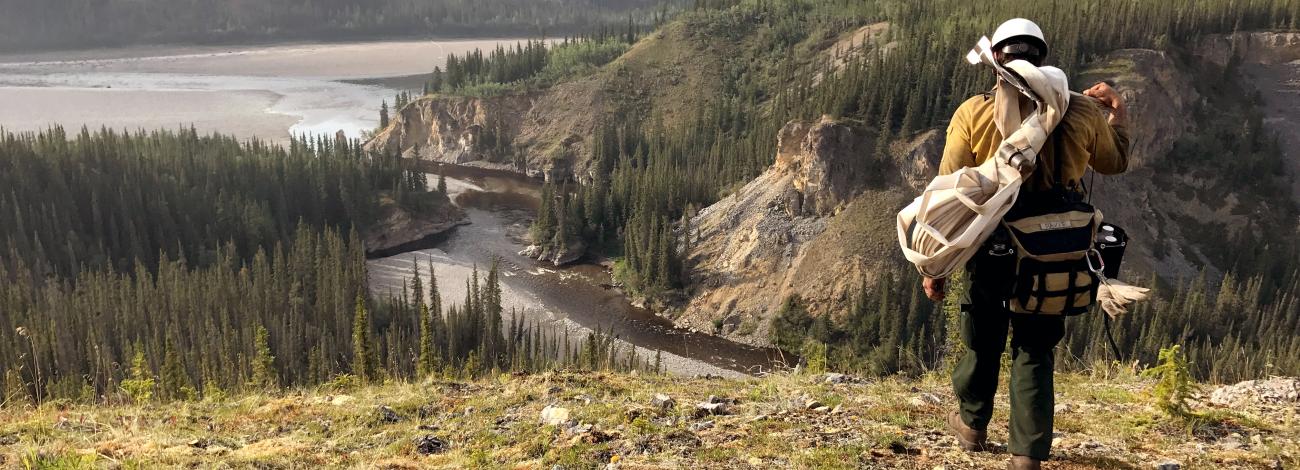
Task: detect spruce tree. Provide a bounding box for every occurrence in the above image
[418,302,438,376]
[160,339,193,401]
[351,295,373,382]
[120,348,155,405]
[250,325,277,389]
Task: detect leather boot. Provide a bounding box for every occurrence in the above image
[946,410,988,452]
[1009,455,1042,470]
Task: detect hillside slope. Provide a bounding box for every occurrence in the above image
[364,20,892,182]
[364,19,735,181]
[671,31,1300,347]
[3,371,1295,469]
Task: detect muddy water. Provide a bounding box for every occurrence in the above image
[366,164,789,375]
[0,39,543,145]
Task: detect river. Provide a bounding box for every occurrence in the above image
[0,39,537,145]
[0,39,787,377]
[366,164,788,377]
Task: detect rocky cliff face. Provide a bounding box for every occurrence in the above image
[773,119,882,217]
[670,117,919,343]
[1223,32,1300,200]
[1072,48,1207,279]
[361,20,766,183]
[364,94,536,169]
[1197,32,1300,67]
[1075,33,1300,279]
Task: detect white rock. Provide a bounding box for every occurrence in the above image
[540,405,572,426]
[694,402,729,417]
[909,393,943,408]
[1209,377,1300,407]
[824,373,852,384]
[651,393,676,410]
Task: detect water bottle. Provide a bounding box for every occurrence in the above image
[1094,223,1127,279]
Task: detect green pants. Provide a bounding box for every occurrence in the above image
[952,281,1065,461]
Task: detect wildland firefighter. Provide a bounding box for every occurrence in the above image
[922,19,1131,470]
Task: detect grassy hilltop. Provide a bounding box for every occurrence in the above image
[2,368,1295,469]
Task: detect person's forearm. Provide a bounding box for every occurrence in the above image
[1108,102,1127,127]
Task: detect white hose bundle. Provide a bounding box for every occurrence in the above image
[897,36,1071,279]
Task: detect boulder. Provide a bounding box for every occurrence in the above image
[540,405,573,426]
[376,405,405,424]
[1210,377,1300,407]
[413,435,449,455]
[518,245,543,258]
[908,393,942,408]
[688,420,715,432]
[693,402,729,417]
[520,238,587,266]
[823,373,857,384]
[650,393,676,411]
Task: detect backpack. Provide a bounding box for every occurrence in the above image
[1002,197,1101,315]
[973,128,1103,316]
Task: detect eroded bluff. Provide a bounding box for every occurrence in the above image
[670,117,930,345]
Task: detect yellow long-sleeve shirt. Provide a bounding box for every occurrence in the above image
[939,92,1130,192]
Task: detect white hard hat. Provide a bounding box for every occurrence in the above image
[991,18,1047,53]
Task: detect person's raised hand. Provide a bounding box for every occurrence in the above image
[1083,81,1127,125]
[923,277,946,302]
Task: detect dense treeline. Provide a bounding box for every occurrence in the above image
[766,261,1300,383]
[0,0,681,52]
[0,226,368,403]
[528,0,1300,378]
[0,126,654,404]
[770,271,948,376]
[0,239,652,404]
[424,29,640,96]
[0,128,400,281]
[1062,270,1300,383]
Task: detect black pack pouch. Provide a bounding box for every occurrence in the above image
[1094,222,1127,279]
[967,225,1017,299]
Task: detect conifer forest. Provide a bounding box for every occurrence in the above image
[2,0,1300,407]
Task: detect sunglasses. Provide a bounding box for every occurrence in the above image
[998,41,1043,58]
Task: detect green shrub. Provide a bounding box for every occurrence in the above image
[801,339,828,375]
[1142,345,1194,419]
[119,350,154,405]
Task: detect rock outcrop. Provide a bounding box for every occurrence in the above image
[364,94,535,167]
[774,119,882,217]
[1210,377,1300,408]
[673,117,908,344]
[518,237,588,266]
[363,192,469,254]
[1074,36,1300,280]
[362,20,737,183]
[1196,32,1300,67]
